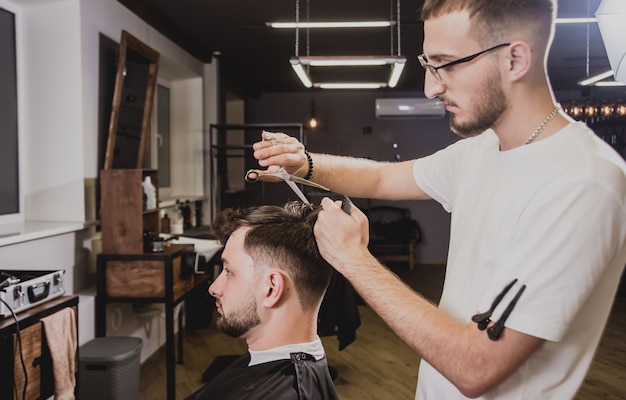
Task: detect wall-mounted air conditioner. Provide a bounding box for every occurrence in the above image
[375,98,446,119]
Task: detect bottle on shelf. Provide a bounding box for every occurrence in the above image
[161,210,171,234]
[194,200,203,227]
[143,228,156,253]
[171,200,184,234]
[182,200,192,229]
[142,176,157,210]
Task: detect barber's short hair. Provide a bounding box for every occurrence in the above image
[211,202,333,312]
[421,0,555,52]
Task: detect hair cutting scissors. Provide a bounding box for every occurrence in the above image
[244,167,353,214]
[245,167,329,204]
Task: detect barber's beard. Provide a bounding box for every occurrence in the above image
[448,73,507,138]
[216,293,261,338]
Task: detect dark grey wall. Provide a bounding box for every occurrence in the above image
[245,88,625,262]
[246,91,460,262]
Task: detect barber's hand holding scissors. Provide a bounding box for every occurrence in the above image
[315,197,373,276]
[251,131,308,181]
[252,130,374,274]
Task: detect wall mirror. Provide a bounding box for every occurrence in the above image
[104,30,159,169]
[0,6,18,217]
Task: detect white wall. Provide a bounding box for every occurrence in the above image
[17,0,85,222]
[0,0,217,361]
[170,77,205,198]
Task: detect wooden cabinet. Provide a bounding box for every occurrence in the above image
[98,167,219,400]
[100,169,160,254]
[97,244,198,302]
[96,245,214,400]
[0,296,79,400]
[12,323,43,399]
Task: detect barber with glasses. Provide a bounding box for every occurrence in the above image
[252,1,626,399]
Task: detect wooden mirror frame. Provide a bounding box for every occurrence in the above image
[104,30,159,169]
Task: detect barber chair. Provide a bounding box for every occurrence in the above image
[367,206,422,271]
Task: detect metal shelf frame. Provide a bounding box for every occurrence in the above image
[207,123,304,220]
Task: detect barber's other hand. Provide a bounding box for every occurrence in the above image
[315,197,372,275]
[251,130,308,180]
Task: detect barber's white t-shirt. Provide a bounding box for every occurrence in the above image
[412,122,626,399]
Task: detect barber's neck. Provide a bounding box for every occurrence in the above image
[495,85,568,150]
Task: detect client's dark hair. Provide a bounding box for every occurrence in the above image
[211,202,333,312]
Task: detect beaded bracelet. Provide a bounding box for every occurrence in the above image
[303,150,314,180]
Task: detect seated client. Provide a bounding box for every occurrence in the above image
[185,202,338,400]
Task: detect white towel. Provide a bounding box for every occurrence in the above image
[41,307,77,400]
[171,236,223,260]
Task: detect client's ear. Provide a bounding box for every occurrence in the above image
[262,270,287,308]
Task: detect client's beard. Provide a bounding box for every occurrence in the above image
[216,295,261,338]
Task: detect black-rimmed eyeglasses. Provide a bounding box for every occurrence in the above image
[418,43,510,82]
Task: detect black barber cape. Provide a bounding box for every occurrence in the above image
[185,352,338,400]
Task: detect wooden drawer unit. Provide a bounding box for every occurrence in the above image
[0,296,78,400]
[102,249,193,302]
[98,243,195,302]
[12,322,43,400]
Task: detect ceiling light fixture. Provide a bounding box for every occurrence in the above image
[578,69,614,86]
[594,80,626,87]
[288,0,406,89]
[388,60,406,88]
[317,82,386,89]
[290,62,313,88]
[268,21,394,29]
[555,17,598,24]
[296,56,393,66]
[290,55,407,88]
[573,1,625,88]
[596,0,626,84]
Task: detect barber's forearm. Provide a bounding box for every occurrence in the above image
[253,131,426,200]
[307,153,426,200]
[339,254,539,397]
[338,255,463,365]
[305,153,385,198]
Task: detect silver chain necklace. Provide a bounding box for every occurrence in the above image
[524,104,561,145]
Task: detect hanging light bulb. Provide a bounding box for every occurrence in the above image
[307,100,319,129]
[570,104,584,119]
[562,99,626,122]
[585,104,598,118]
[600,103,614,118]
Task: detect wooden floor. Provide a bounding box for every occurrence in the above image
[139,264,626,399]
